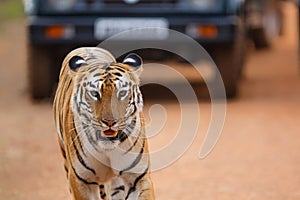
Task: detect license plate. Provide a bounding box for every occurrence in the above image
[94,18,169,40]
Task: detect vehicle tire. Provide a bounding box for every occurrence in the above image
[27,44,60,100]
[249,0,282,49]
[205,21,246,99]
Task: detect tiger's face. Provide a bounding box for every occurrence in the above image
[69,53,143,148]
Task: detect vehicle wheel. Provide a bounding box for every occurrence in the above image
[250,0,282,49]
[27,44,59,100]
[206,21,246,99]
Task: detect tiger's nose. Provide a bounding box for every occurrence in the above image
[101,119,117,127]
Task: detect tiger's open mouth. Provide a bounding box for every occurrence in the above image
[96,129,120,141]
[102,129,118,138]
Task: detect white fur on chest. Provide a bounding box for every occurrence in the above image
[74,115,145,183]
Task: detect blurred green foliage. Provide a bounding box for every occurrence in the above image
[0,0,24,20]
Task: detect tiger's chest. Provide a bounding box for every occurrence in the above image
[71,142,144,183]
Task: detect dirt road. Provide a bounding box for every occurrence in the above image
[0,2,299,200]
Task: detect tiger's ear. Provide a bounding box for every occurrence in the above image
[69,56,87,71]
[122,53,143,76]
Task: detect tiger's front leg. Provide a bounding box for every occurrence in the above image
[121,172,155,200]
[68,170,101,200]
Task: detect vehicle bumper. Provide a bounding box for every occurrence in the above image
[28,15,239,46]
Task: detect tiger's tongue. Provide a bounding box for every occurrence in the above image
[103,129,117,137]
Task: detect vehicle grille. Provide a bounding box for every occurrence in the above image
[102,0,178,5]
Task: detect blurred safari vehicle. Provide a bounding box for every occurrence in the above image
[23,0,282,99]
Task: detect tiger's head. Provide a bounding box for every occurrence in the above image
[68,51,144,148]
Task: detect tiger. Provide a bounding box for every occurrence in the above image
[53,47,155,200]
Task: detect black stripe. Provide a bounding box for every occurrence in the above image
[64,164,69,174]
[122,81,128,87]
[111,191,120,196]
[120,118,137,144]
[73,120,86,156]
[71,165,98,185]
[105,66,112,71]
[77,136,86,157]
[73,118,86,155]
[113,72,122,77]
[78,85,83,105]
[99,184,107,199]
[117,68,126,73]
[60,144,67,159]
[72,136,96,175]
[113,64,126,71]
[93,73,102,77]
[86,128,98,147]
[58,79,72,143]
[66,79,72,90]
[114,66,126,72]
[79,101,89,108]
[119,131,128,143]
[100,193,106,199]
[89,82,97,89]
[128,104,137,119]
[114,186,125,191]
[120,139,145,175]
[95,78,104,82]
[125,166,149,200]
[88,66,98,73]
[74,85,81,114]
[125,129,142,154]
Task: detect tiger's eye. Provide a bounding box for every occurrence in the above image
[90,91,101,100]
[118,90,128,99]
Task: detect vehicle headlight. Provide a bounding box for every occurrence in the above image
[23,0,36,15]
[48,0,76,11]
[189,0,218,9]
